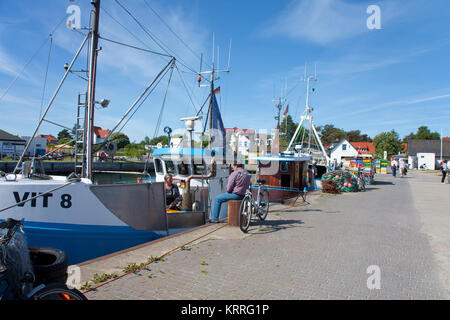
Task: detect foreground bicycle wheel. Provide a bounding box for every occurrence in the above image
[31,283,87,300]
[257,190,270,221]
[239,195,252,233]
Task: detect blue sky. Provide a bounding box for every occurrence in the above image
[1,0,450,143]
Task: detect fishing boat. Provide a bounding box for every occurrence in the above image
[0,0,227,264]
[251,72,329,202]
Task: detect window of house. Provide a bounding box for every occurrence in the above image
[342,144,347,151]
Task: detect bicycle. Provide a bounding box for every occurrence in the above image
[355,169,366,192]
[238,179,270,233]
[0,218,87,300]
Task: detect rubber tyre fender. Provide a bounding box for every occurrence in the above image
[28,246,68,285]
[31,282,87,300]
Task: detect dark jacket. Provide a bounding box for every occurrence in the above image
[166,184,181,207]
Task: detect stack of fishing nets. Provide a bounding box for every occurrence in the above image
[321,170,358,193]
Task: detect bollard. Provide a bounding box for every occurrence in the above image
[227,200,242,226]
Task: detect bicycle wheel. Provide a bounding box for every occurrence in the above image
[257,190,270,221]
[31,283,87,300]
[239,195,252,233]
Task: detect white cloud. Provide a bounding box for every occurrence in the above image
[0,46,23,77]
[263,0,405,45]
[264,0,368,45]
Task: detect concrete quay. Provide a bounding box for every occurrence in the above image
[81,171,449,300]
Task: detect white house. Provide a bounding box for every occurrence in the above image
[328,139,359,164]
[0,129,26,159]
[21,136,47,156]
[225,128,255,157]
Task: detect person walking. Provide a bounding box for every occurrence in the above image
[209,163,251,223]
[399,159,406,178]
[441,160,448,184]
[391,158,397,177]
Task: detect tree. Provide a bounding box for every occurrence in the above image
[57,129,72,142]
[142,136,151,145]
[345,130,372,142]
[279,115,298,147]
[109,132,130,149]
[318,124,346,146]
[150,135,168,146]
[415,126,439,140]
[373,130,402,159]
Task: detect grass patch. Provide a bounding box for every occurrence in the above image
[92,272,118,284]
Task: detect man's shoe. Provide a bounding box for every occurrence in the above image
[209,219,219,223]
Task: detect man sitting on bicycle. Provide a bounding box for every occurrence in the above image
[209,162,251,223]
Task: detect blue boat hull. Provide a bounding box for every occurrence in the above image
[23,221,163,265]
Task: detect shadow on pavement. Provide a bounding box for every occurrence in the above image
[372,180,394,185]
[247,219,304,235]
[363,187,380,191]
[280,208,323,213]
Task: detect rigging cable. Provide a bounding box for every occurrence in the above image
[174,63,198,114]
[101,6,170,59]
[153,63,175,139]
[113,0,207,80]
[0,15,66,103]
[117,62,173,134]
[114,0,171,56]
[33,35,54,158]
[142,0,211,70]
[99,36,172,57]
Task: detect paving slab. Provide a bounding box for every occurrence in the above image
[407,170,450,296]
[83,175,447,300]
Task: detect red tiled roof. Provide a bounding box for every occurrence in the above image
[349,142,375,154]
[37,134,58,143]
[93,126,111,138]
[443,137,450,141]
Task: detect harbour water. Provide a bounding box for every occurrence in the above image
[93,172,156,185]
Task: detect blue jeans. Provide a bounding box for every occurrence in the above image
[211,193,244,221]
[392,166,396,177]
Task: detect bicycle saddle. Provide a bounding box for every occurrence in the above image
[256,179,266,184]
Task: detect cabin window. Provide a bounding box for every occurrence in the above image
[166,160,176,175]
[154,158,163,174]
[192,161,206,175]
[280,161,288,172]
[177,162,189,175]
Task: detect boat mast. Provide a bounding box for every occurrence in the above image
[85,0,101,180]
[287,72,330,164]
